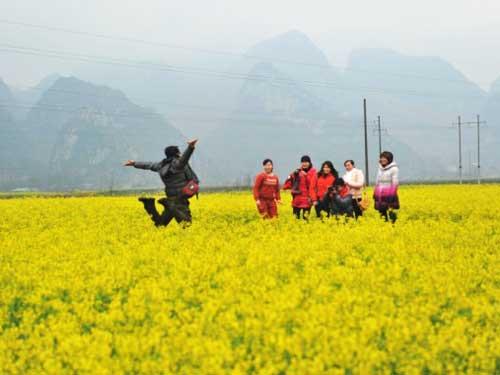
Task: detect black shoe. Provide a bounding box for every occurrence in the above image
[157,197,168,207]
[388,211,397,224]
[138,197,155,204]
[138,197,156,213]
[138,197,164,226]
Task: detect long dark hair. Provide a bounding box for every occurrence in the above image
[318,160,339,178]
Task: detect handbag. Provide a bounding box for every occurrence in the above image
[181,165,200,199]
[181,179,199,198]
[358,192,370,211]
[290,172,302,195]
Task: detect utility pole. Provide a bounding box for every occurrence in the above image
[477,114,481,184]
[363,99,369,186]
[377,115,382,155]
[373,115,388,155]
[453,116,486,184]
[458,116,463,184]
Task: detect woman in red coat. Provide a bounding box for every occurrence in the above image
[310,160,338,218]
[283,155,316,220]
[253,159,281,219]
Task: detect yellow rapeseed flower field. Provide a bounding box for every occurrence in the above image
[0,185,499,374]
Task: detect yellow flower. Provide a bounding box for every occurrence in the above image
[0,186,499,374]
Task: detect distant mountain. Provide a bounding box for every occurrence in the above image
[37,73,63,92]
[3,31,500,189]
[336,49,497,178]
[205,62,430,183]
[10,73,62,121]
[490,77,500,93]
[245,30,337,80]
[26,77,147,164]
[76,57,235,139]
[485,78,500,121]
[229,30,341,110]
[17,76,189,190]
[0,79,41,189]
[250,30,330,65]
[480,77,500,177]
[0,78,17,140]
[343,48,486,113]
[73,30,344,141]
[236,62,330,119]
[0,78,17,119]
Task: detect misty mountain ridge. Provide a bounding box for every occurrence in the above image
[1,29,499,190]
[206,58,434,184]
[236,62,331,121]
[490,77,500,94]
[1,76,191,190]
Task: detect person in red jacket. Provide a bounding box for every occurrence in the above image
[310,160,338,218]
[253,159,281,219]
[283,155,316,220]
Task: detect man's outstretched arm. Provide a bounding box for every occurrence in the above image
[172,139,198,171]
[123,160,163,172]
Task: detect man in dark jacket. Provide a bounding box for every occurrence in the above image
[327,178,355,219]
[124,139,199,227]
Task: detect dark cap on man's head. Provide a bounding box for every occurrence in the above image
[300,155,312,163]
[164,146,180,158]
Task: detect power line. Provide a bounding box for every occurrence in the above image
[0,102,345,127]
[363,99,369,185]
[0,44,488,100]
[22,84,474,126]
[0,18,490,86]
[457,116,463,184]
[0,101,460,131]
[0,100,335,123]
[452,116,487,184]
[12,84,305,119]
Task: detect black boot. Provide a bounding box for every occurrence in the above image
[380,210,389,222]
[388,210,397,224]
[157,197,168,207]
[138,197,161,225]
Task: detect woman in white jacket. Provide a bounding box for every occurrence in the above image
[374,151,400,223]
[343,160,365,217]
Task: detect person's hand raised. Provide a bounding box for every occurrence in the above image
[123,160,135,167]
[187,139,198,147]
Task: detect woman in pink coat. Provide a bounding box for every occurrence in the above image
[374,151,400,223]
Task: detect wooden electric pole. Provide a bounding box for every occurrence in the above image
[363,99,369,185]
[458,116,463,184]
[373,115,387,155]
[377,115,382,155]
[452,115,486,184]
[476,115,482,184]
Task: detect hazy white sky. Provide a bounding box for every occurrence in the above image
[1,0,499,89]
